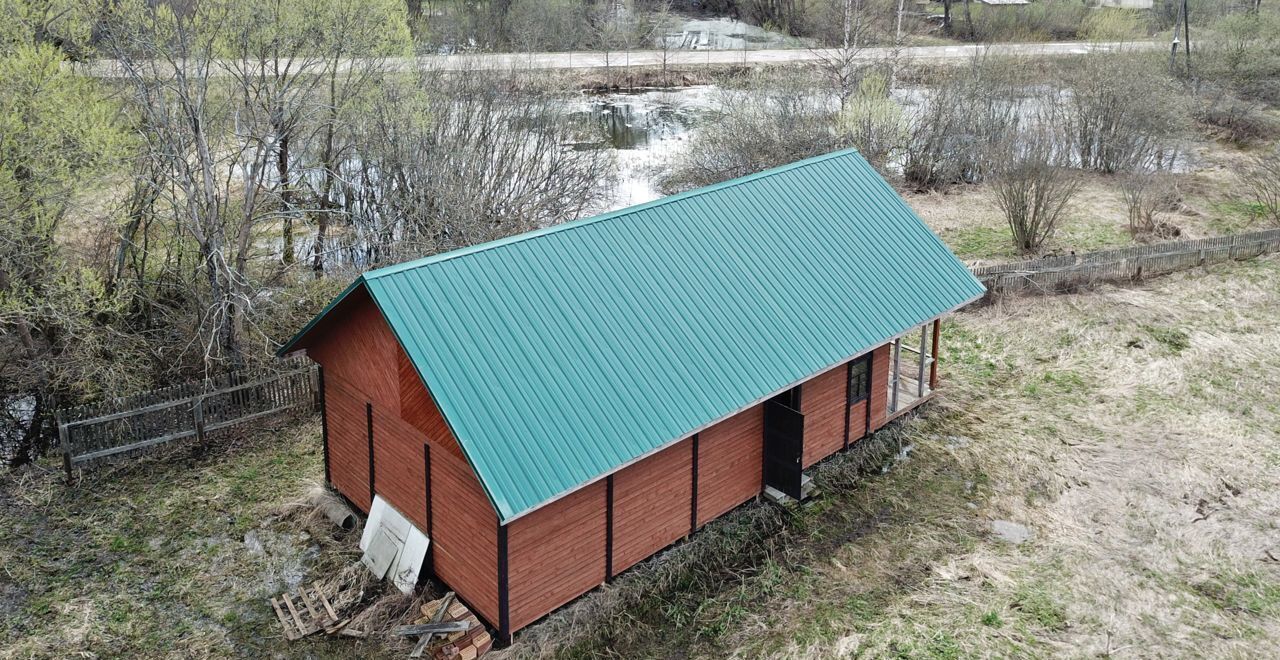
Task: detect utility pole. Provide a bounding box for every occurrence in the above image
[1182,0,1192,78]
[1169,0,1181,75]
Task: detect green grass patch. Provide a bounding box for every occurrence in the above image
[945,226,1017,260]
[1208,200,1269,234]
[1195,572,1280,617]
[1011,585,1069,631]
[1141,324,1192,354]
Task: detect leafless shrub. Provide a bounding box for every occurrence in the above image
[902,55,1023,190]
[345,65,616,264]
[1121,171,1181,238]
[991,132,1080,254]
[661,69,844,193]
[1060,51,1188,173]
[1194,87,1280,145]
[1241,150,1280,226]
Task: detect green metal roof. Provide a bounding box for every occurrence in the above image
[282,149,986,522]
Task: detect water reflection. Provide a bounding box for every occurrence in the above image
[570,86,719,208]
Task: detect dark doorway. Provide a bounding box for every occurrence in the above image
[763,387,804,499]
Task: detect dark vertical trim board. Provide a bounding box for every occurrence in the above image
[865,347,875,437]
[423,442,433,579]
[319,366,330,484]
[930,319,941,388]
[842,361,853,449]
[366,402,375,504]
[605,475,614,581]
[690,433,700,533]
[497,524,511,647]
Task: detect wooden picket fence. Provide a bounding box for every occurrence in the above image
[56,356,320,479]
[971,229,1280,296]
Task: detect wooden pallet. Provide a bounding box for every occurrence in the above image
[270,583,347,641]
[416,598,492,660]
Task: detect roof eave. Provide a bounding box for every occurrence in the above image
[494,288,986,525]
[275,276,367,357]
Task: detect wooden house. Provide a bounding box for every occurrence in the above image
[278,150,986,644]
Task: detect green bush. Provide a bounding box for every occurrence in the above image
[966,0,1091,42]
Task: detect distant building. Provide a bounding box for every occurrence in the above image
[1097,0,1155,8]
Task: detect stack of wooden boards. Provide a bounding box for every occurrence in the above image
[269,582,366,641]
[270,583,490,658]
[411,595,492,660]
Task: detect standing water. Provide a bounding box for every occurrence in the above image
[569,86,721,210]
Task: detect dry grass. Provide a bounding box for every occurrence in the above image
[907,141,1275,264]
[0,418,383,658]
[752,256,1280,658]
[3,258,1277,659]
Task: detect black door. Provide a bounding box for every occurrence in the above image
[763,393,805,500]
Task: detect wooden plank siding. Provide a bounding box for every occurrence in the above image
[868,344,892,432]
[370,406,427,531]
[801,365,848,467]
[322,376,373,512]
[695,404,764,527]
[432,441,501,626]
[611,438,694,573]
[506,481,607,632]
[303,287,400,413]
[398,350,465,459]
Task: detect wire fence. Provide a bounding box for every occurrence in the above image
[971,229,1280,296]
[56,356,319,479]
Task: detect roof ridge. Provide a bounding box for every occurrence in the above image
[364,148,860,280]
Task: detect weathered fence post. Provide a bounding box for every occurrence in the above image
[311,364,322,411]
[193,397,206,450]
[57,411,72,484]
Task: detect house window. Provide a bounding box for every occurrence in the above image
[848,355,871,404]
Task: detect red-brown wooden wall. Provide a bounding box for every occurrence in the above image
[696,404,764,527]
[612,439,694,573]
[507,481,607,631]
[801,365,848,467]
[301,288,939,640]
[431,439,500,624]
[299,290,500,627]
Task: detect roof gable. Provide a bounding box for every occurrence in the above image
[284,149,985,522]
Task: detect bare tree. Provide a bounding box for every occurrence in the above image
[811,0,871,109]
[902,54,1022,190]
[303,0,411,277]
[218,0,330,266]
[992,132,1080,255]
[663,69,846,192]
[1121,171,1180,238]
[104,0,254,369]
[1242,149,1280,226]
[338,65,616,264]
[1063,51,1187,173]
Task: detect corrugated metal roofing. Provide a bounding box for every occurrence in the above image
[282,149,986,522]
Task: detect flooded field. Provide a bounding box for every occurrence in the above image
[570,86,720,209]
